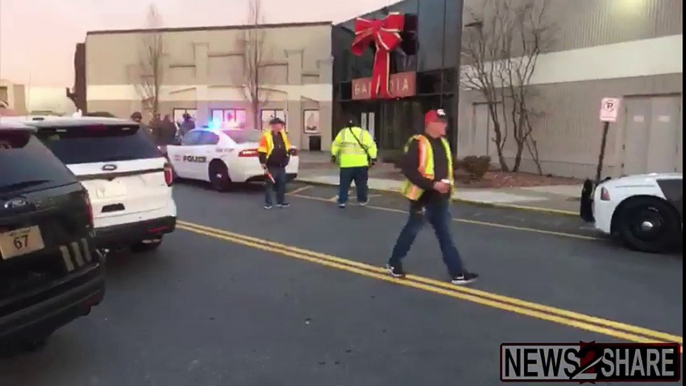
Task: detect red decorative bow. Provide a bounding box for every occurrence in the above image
[351,13,405,99]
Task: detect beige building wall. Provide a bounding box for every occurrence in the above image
[85,22,333,151]
[458,0,683,178]
[0,79,28,114]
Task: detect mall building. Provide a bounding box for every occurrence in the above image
[332,0,683,178]
[73,22,333,151]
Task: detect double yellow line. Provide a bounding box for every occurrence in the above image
[177,220,682,351]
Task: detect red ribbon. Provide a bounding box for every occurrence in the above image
[351,13,405,99]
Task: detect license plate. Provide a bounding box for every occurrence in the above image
[97,180,127,198]
[0,226,46,260]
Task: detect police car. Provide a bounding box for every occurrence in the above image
[580,173,682,253]
[166,127,299,191]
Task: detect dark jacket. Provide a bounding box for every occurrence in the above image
[154,120,177,145]
[180,120,195,137]
[400,134,451,204]
[258,131,290,168]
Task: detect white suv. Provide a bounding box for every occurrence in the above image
[24,116,177,252]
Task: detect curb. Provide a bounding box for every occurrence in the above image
[294,179,579,217]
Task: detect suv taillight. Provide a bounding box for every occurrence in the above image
[84,192,94,228]
[164,163,174,186]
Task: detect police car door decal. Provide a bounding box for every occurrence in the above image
[184,146,207,179]
[182,155,207,163]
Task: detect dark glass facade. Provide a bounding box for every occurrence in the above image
[332,0,464,150]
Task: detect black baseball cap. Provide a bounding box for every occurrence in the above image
[269,117,286,125]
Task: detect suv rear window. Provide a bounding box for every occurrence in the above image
[0,130,77,194]
[35,124,161,165]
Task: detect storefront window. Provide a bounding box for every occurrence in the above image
[210,109,247,129]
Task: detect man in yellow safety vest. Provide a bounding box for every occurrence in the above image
[330,118,378,208]
[258,117,292,209]
[386,109,478,285]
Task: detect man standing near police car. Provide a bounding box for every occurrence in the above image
[386,109,478,285]
[330,117,378,208]
[258,117,292,209]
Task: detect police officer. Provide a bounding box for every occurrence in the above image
[330,116,378,208]
[130,111,143,123]
[179,113,195,138]
[386,109,478,285]
[258,117,292,209]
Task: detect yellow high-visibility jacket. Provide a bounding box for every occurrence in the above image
[331,126,378,168]
[400,135,455,200]
[258,130,291,160]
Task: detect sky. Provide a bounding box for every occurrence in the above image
[0,0,393,87]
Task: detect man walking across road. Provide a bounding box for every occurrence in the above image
[330,117,378,208]
[386,109,478,285]
[258,117,292,209]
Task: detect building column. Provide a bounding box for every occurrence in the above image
[286,50,304,148]
[194,43,209,124]
[317,58,333,151]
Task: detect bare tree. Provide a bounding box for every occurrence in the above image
[460,0,555,173]
[135,3,165,117]
[235,0,270,130]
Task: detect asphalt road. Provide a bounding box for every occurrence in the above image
[1,181,682,386]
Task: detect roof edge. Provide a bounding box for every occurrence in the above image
[86,21,333,36]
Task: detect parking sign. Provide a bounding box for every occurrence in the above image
[600,98,621,122]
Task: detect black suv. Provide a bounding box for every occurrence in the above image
[0,121,105,352]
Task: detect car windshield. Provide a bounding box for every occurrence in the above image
[0,130,76,194]
[223,130,263,144]
[35,124,161,164]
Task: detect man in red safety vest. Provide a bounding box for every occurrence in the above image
[386,109,479,285]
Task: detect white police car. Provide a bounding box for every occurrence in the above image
[165,127,299,191]
[580,173,682,253]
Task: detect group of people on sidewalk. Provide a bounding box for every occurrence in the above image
[130,111,196,146]
[257,110,478,285]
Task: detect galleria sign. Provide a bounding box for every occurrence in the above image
[352,71,416,100]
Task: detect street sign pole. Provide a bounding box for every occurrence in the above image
[596,97,621,183]
[595,121,610,184]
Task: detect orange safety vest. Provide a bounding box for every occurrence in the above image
[400,135,455,200]
[258,130,291,159]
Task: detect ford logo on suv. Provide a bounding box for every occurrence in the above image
[102,164,118,171]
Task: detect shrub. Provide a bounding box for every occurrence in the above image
[457,156,491,180]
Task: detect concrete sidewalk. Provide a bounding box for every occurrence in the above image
[296,151,581,216]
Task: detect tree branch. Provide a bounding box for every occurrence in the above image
[461,0,555,172]
[135,3,164,117]
[231,0,271,130]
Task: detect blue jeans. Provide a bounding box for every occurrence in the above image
[265,166,287,206]
[389,199,466,276]
[338,167,369,204]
